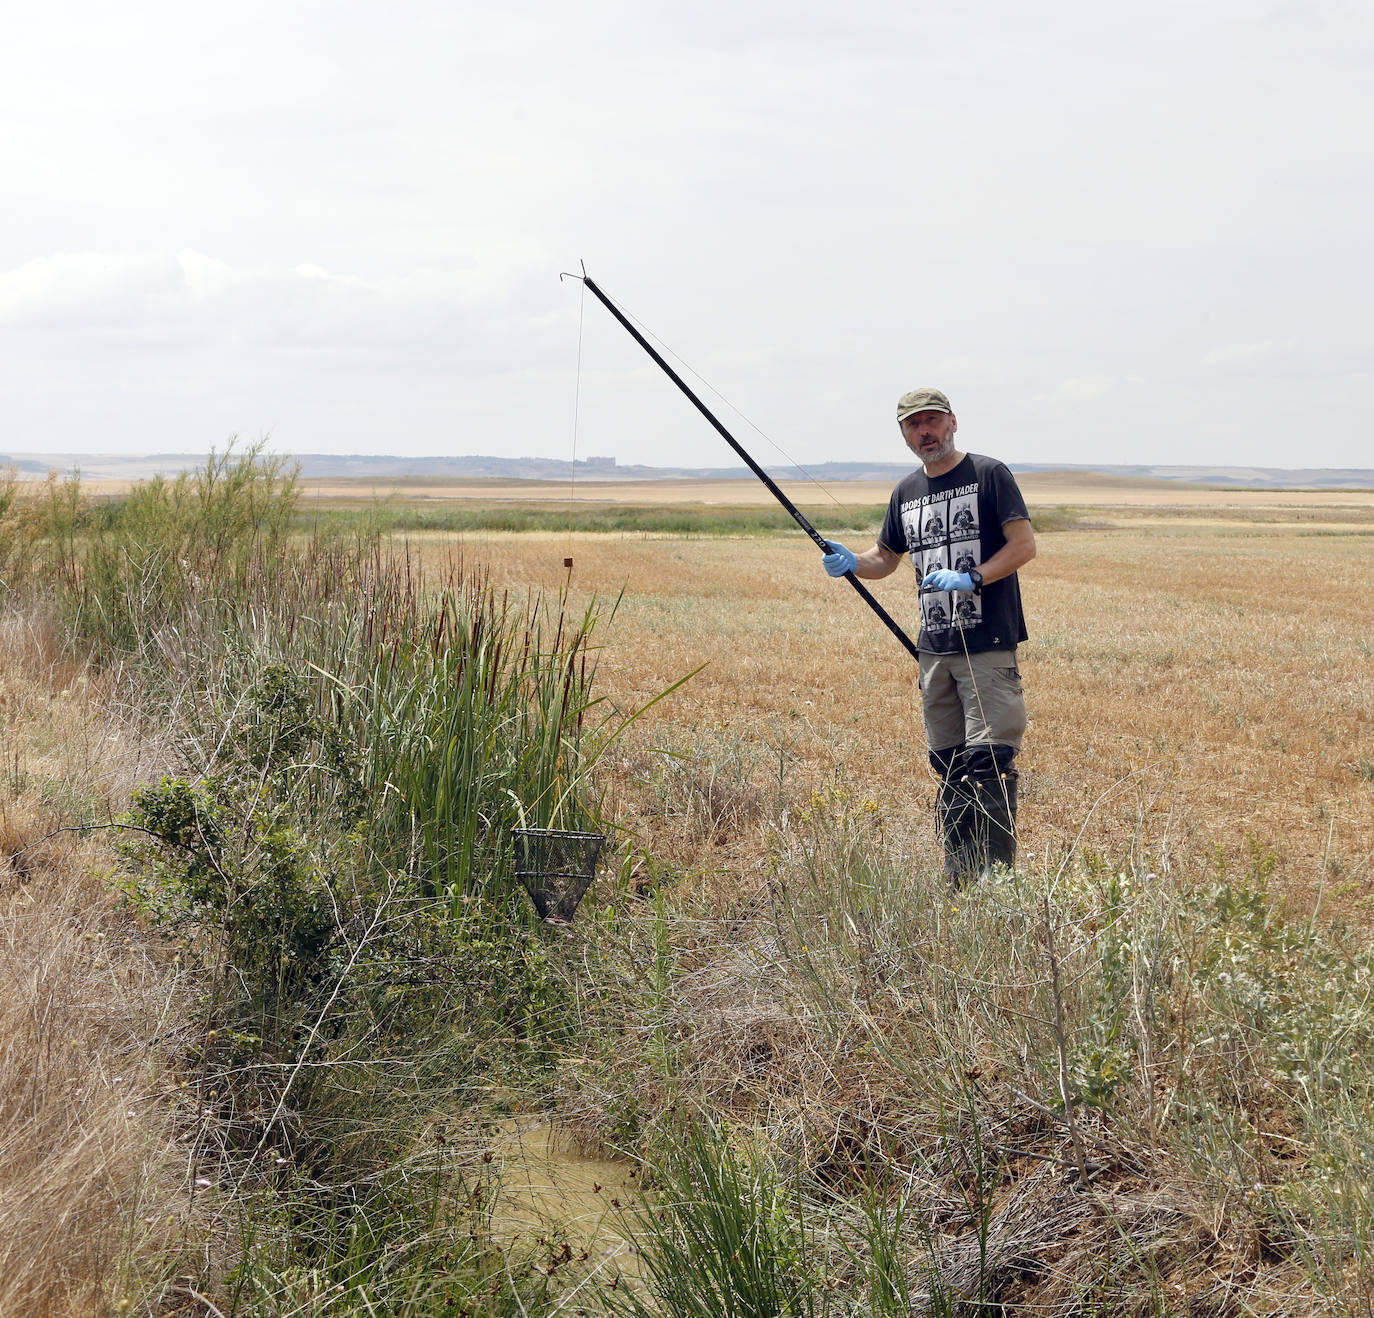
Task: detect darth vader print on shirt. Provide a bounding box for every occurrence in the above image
[906,485,981,636]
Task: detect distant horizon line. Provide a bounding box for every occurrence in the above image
[8,450,1374,477]
[7,452,1374,497]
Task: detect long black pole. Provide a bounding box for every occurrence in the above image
[579,274,921,663]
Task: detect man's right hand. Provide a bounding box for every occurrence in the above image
[822,541,857,578]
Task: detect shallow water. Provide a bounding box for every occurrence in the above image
[489,1116,641,1270]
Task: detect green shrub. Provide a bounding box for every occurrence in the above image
[114,562,601,1043]
[70,440,299,654]
[119,771,340,1007]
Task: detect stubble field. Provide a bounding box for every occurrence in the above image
[422,481,1374,921]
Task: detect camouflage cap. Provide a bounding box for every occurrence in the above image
[896,388,953,421]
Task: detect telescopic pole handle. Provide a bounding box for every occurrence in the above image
[578,273,921,664]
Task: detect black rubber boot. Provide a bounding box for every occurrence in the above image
[973,773,1018,876]
[967,744,1019,879]
[939,776,982,887]
[931,747,979,888]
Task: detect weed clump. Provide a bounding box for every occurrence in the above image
[552,785,1374,1313]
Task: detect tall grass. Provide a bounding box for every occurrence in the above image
[108,544,610,1099]
[611,1119,820,1318]
[0,467,87,599]
[0,707,194,1317]
[4,449,621,1312]
[32,443,300,654]
[0,867,175,1315]
[225,1158,584,1316]
[359,579,604,904]
[115,538,607,914]
[550,772,1374,1313]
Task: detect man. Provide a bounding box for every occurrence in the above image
[821,388,1036,884]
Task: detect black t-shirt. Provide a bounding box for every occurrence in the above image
[878,452,1031,655]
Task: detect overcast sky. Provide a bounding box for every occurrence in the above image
[2,0,1371,470]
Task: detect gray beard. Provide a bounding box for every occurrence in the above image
[921,439,955,468]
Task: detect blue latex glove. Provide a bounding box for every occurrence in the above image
[822,540,857,578]
[922,568,976,593]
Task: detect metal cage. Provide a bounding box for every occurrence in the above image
[512,827,605,922]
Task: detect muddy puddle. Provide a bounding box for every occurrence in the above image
[487,1116,642,1275]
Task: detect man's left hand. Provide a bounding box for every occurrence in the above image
[922,568,976,592]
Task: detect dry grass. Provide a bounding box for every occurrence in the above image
[546,776,1372,1311]
[0,864,193,1315]
[412,513,1374,923]
[5,468,1371,1312]
[0,614,199,1317]
[546,842,1339,1311]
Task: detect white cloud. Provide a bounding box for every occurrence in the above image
[1202,340,1290,369]
[1037,376,1120,404]
[0,248,568,374]
[0,252,184,327]
[177,252,236,301]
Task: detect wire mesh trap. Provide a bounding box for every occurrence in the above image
[512,828,605,923]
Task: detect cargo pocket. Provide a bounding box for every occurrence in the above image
[991,664,1028,746]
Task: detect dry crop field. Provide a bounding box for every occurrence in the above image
[405,476,1374,920]
[289,471,1374,519]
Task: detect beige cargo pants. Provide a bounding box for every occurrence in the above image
[918,649,1026,753]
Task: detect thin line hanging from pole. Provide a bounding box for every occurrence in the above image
[564,272,586,575]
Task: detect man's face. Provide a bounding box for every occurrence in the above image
[901,410,958,468]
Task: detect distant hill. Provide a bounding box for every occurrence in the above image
[1012,463,1374,490]
[6,452,1374,491]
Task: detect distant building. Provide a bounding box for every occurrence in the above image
[582,456,616,471]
